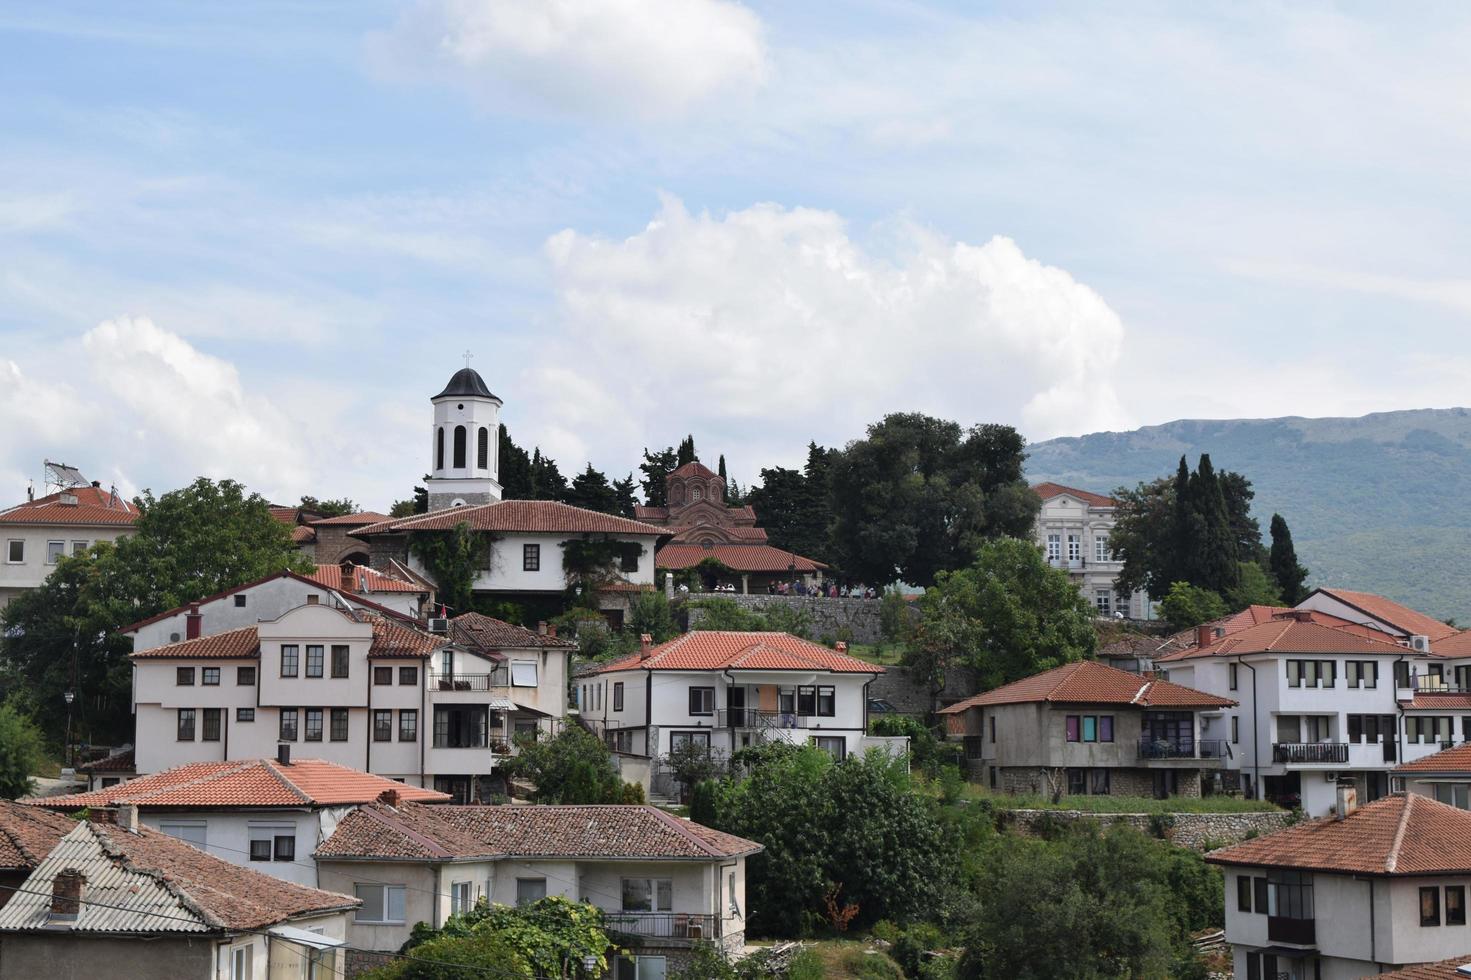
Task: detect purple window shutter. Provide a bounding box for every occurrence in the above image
[1066,716,1080,742]
[1100,716,1114,743]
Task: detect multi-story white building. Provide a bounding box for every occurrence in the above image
[1208,788,1471,980]
[584,631,895,778]
[348,367,668,626]
[1031,482,1154,620]
[1157,607,1462,816]
[0,482,136,610]
[127,598,575,802]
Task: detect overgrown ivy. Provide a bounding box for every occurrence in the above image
[409,522,492,615]
[561,535,644,606]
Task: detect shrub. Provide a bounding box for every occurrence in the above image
[620,781,645,804]
[844,950,904,979]
[890,922,946,978]
[1148,812,1177,839]
[787,950,825,980]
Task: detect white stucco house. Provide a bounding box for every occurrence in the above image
[1031,482,1154,621]
[0,482,137,610]
[584,631,899,798]
[1157,603,1463,816]
[126,598,575,801]
[347,367,668,628]
[1208,788,1471,980]
[25,757,450,887]
[314,797,762,978]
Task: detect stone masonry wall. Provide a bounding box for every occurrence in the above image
[999,807,1292,852]
[685,594,891,645]
[868,664,981,716]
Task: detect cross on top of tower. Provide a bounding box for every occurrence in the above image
[462,349,473,369]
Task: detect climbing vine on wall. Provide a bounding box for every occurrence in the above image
[560,535,644,606]
[410,522,493,615]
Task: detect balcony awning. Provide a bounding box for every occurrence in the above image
[486,695,516,711]
[514,701,553,717]
[269,925,346,950]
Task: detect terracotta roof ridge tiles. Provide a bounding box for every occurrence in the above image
[365,804,457,860]
[1385,792,1416,873]
[92,822,220,929]
[641,805,731,858]
[262,761,315,805]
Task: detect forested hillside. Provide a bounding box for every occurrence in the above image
[1026,408,1471,621]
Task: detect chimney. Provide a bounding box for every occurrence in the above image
[640,634,654,659]
[377,788,401,807]
[1336,778,1358,820]
[1195,624,1213,648]
[90,480,100,488]
[116,803,139,834]
[185,603,202,640]
[1289,609,1313,623]
[49,869,84,922]
[277,743,292,766]
[537,621,548,636]
[547,623,557,639]
[835,641,848,654]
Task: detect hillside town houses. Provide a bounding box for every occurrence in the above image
[20,363,1471,978]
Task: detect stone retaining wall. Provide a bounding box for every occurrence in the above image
[997,807,1292,851]
[868,664,980,715]
[685,594,891,644]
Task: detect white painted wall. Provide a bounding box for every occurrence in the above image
[130,576,342,652]
[0,524,131,606]
[405,532,659,596]
[145,807,356,887]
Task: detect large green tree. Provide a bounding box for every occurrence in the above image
[502,724,622,804]
[676,435,697,467]
[906,537,1096,696]
[564,464,618,514]
[828,414,1037,586]
[297,495,355,517]
[0,478,311,745]
[698,743,950,935]
[1269,513,1310,604]
[638,446,679,507]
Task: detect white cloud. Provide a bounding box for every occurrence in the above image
[369,0,769,119]
[532,196,1131,469]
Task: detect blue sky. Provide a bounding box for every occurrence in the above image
[2,0,1469,509]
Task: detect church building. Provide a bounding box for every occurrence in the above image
[635,461,826,593]
[349,367,667,624]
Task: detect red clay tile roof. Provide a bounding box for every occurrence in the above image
[118,569,418,634]
[0,800,78,871]
[1154,615,1412,663]
[317,801,761,861]
[669,462,720,480]
[656,543,826,572]
[291,525,316,544]
[1311,588,1458,641]
[595,631,880,675]
[0,486,138,527]
[309,511,392,526]
[79,747,135,774]
[354,500,666,537]
[268,505,301,525]
[1372,958,1471,979]
[1,818,359,932]
[128,626,260,660]
[938,660,1234,713]
[27,759,450,810]
[633,506,669,521]
[450,612,574,652]
[1395,744,1471,773]
[1207,793,1471,876]
[1032,482,1116,508]
[363,613,448,659]
[1397,693,1471,711]
[1434,631,1471,657]
[306,564,426,594]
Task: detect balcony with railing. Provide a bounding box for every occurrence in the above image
[717,708,826,730]
[429,671,508,693]
[1136,738,1227,764]
[1272,742,1349,765]
[603,912,719,943]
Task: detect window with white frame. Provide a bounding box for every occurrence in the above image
[510,661,538,687]
[159,821,207,849]
[1094,591,1111,614]
[812,736,846,760]
[1045,534,1060,562]
[45,540,64,564]
[515,877,547,905]
[1066,534,1080,562]
[249,823,295,862]
[617,955,668,980]
[70,540,87,556]
[355,883,407,923]
[1094,533,1111,562]
[4,540,22,563]
[229,943,253,980]
[451,880,474,915]
[621,877,672,912]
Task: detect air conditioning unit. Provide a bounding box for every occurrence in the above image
[1410,635,1431,653]
[1324,771,1339,783]
[427,617,449,634]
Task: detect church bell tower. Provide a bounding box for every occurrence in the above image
[425,364,502,511]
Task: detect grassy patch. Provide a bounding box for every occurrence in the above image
[961,787,1282,814]
[805,941,905,979]
[843,643,903,666]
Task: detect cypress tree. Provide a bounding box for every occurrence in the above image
[1192,454,1240,594]
[676,435,697,467]
[1167,456,1195,587]
[717,455,729,501]
[1269,513,1310,604]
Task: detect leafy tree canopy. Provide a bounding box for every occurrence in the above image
[1159,581,1230,632]
[564,464,619,515]
[298,495,356,517]
[638,446,678,508]
[906,537,1095,696]
[0,697,46,799]
[408,522,486,616]
[829,414,1037,587]
[502,724,621,804]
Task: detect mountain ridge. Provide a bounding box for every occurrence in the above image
[1024,407,1471,621]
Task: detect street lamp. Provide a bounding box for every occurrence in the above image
[63,690,75,770]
